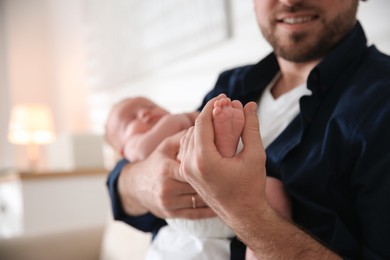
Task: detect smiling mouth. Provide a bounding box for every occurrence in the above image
[280,16,318,25]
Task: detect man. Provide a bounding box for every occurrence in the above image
[107,0,390,258]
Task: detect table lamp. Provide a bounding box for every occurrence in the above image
[7,104,56,171]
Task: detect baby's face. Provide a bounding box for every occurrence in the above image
[113,97,169,148]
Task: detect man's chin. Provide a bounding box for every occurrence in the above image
[273,40,326,62]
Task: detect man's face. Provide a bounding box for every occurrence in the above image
[254,0,359,62]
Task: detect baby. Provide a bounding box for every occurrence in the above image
[105,95,290,259]
[105,96,198,162]
[105,96,235,259]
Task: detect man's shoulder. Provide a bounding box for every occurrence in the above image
[218,64,257,78]
[336,47,390,131]
[350,47,390,102]
[218,53,278,78]
[199,62,264,109]
[364,46,390,73]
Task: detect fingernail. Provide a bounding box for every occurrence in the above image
[250,102,257,113]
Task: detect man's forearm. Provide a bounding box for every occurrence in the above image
[235,206,341,259]
[118,162,149,216]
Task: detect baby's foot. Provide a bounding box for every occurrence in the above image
[212,97,244,157]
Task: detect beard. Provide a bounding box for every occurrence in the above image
[260,2,358,62]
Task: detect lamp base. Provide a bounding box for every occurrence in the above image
[27,143,40,172]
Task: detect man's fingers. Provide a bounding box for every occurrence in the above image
[156,130,187,182]
[195,93,227,127]
[157,130,185,157]
[167,193,208,210]
[170,207,216,220]
[240,102,265,159]
[173,127,193,181]
[195,94,226,146]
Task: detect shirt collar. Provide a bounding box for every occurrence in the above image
[239,53,280,103]
[247,21,368,96]
[308,21,368,95]
[264,22,369,165]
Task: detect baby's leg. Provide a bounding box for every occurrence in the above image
[213,97,245,157]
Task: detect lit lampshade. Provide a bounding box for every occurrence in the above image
[8,104,56,171]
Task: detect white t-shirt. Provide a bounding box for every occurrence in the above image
[259,72,312,148]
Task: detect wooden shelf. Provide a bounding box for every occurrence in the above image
[0,168,108,181]
[19,168,108,180]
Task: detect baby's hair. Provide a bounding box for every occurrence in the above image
[104,97,135,152]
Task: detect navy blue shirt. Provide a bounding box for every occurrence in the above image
[107,22,390,259]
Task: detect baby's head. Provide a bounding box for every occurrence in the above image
[105,97,169,155]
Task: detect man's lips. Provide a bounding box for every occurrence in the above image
[282,16,317,24]
[277,15,318,25]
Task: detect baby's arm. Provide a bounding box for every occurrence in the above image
[125,112,198,161]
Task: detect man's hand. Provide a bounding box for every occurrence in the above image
[118,131,216,219]
[179,95,268,225]
[179,94,340,259]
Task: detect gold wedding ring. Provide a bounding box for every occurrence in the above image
[191,195,196,209]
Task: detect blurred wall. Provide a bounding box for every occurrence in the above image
[0,0,390,169]
[0,0,89,169]
[86,0,390,134]
[0,0,15,168]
